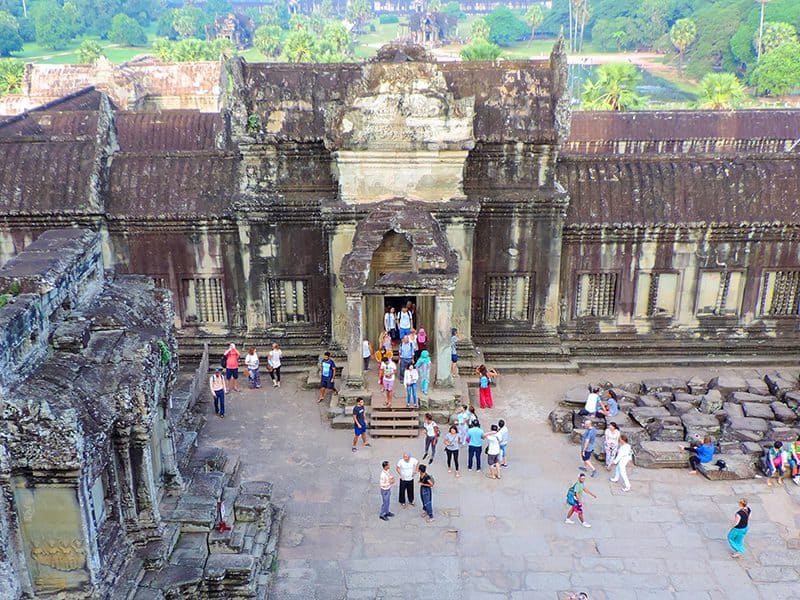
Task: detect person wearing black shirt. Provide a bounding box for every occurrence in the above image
[352,398,370,452]
[727,498,751,558]
[418,464,435,522]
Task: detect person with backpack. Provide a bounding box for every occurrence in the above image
[565,473,596,528]
[209,367,227,418]
[223,343,240,393]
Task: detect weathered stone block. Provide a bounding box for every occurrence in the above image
[681,409,722,439]
[783,391,800,410]
[674,392,702,406]
[635,441,689,468]
[668,401,695,416]
[635,395,664,408]
[698,454,755,480]
[746,378,770,396]
[204,553,255,579]
[562,386,589,406]
[687,376,709,395]
[764,372,797,399]
[731,391,776,404]
[641,378,688,394]
[722,417,769,442]
[610,387,639,402]
[766,425,797,442]
[722,402,744,418]
[742,402,774,420]
[234,494,271,524]
[616,382,643,394]
[630,406,670,427]
[572,413,606,430]
[699,389,723,414]
[548,408,574,434]
[708,374,748,398]
[619,425,649,448]
[741,441,764,456]
[768,403,795,424]
[645,416,684,442]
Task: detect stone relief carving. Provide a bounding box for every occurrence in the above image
[31,539,85,571]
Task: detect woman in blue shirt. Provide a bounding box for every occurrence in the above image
[688,436,715,474]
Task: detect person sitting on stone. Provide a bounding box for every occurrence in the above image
[687,436,715,474]
[766,441,786,487]
[578,387,601,417]
[596,390,619,418]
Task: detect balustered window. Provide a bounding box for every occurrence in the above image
[182,276,227,324]
[759,270,800,316]
[486,275,531,321]
[696,271,744,316]
[575,272,618,318]
[635,272,679,317]
[268,279,309,323]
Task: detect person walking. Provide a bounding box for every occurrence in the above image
[477,365,494,409]
[268,343,282,388]
[362,337,373,372]
[565,473,596,528]
[422,413,439,464]
[604,422,620,469]
[384,306,398,342]
[727,498,751,558]
[609,434,633,492]
[467,419,484,471]
[404,363,419,407]
[224,343,240,393]
[455,405,470,445]
[416,327,428,357]
[450,328,461,377]
[209,367,227,418]
[352,398,370,453]
[381,356,397,408]
[244,347,261,389]
[580,419,598,477]
[414,350,432,396]
[398,305,413,339]
[379,461,396,521]
[497,419,509,468]
[418,464,435,523]
[318,351,336,403]
[444,425,460,476]
[396,452,419,508]
[484,424,502,479]
[398,335,414,380]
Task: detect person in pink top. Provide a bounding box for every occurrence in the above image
[224,343,240,392]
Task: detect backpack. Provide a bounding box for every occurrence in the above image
[566,483,578,505]
[220,354,227,368]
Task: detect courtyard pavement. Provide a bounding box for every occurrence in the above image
[196,367,800,600]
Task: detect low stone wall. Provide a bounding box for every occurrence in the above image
[549,371,800,480]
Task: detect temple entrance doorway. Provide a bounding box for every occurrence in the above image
[364,294,435,356]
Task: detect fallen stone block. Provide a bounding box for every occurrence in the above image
[742,402,775,420]
[746,378,770,396]
[770,402,798,425]
[641,378,688,394]
[234,494,271,524]
[764,372,796,399]
[630,406,670,427]
[562,386,590,406]
[741,441,764,456]
[635,441,689,469]
[674,392,702,406]
[766,425,798,442]
[722,416,769,442]
[681,409,722,439]
[722,402,744,418]
[731,391,776,404]
[669,401,696,416]
[549,408,574,434]
[636,395,665,408]
[617,382,643,394]
[572,413,606,430]
[698,453,756,480]
[783,391,800,410]
[610,387,639,402]
[699,389,723,414]
[687,376,709,396]
[708,374,748,398]
[645,416,684,442]
[619,425,649,448]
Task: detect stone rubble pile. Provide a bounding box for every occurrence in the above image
[549,371,800,480]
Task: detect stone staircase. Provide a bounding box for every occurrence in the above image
[369,405,421,438]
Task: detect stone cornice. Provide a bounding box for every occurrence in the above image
[563,222,800,243]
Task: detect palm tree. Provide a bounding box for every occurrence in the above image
[695,73,747,110]
[283,28,316,62]
[524,5,544,46]
[670,18,697,75]
[581,63,647,111]
[471,18,489,41]
[460,38,502,61]
[254,25,284,59]
[756,0,771,60]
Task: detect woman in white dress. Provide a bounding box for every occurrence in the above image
[268,343,282,388]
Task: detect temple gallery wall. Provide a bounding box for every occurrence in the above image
[1,43,800,376]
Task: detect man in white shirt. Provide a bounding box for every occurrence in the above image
[379,461,396,521]
[395,452,419,507]
[398,306,413,339]
[579,387,601,417]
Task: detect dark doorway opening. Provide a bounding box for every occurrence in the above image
[384,295,417,324]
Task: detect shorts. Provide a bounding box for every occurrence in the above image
[384,379,394,391]
[354,425,366,436]
[399,327,411,339]
[500,443,507,459]
[488,453,500,465]
[568,501,583,513]
[225,368,238,379]
[582,450,593,462]
[451,354,458,363]
[320,377,335,389]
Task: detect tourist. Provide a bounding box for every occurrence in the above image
[597,390,619,418]
[580,419,598,477]
[609,434,633,492]
[788,436,800,485]
[578,387,601,417]
[406,300,415,328]
[467,419,484,471]
[483,424,502,480]
[604,422,621,469]
[422,413,439,464]
[418,464,435,523]
[268,343,282,388]
[414,350,432,396]
[352,398,370,453]
[565,472,596,528]
[396,452,419,508]
[477,365,494,409]
[378,330,392,360]
[317,351,336,403]
[444,425,460,476]
[244,347,261,390]
[727,498,751,558]
[416,327,428,357]
[223,343,240,393]
[398,335,414,379]
[766,441,785,486]
[382,356,397,408]
[408,328,418,356]
[398,305,413,339]
[497,419,509,468]
[362,337,373,372]
[450,328,460,377]
[687,436,715,474]
[404,363,419,407]
[475,364,498,386]
[379,461,395,521]
[209,367,227,418]
[385,306,398,341]
[455,404,470,445]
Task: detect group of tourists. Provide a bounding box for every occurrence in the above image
[208,343,283,417]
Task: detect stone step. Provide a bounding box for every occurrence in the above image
[369,428,419,438]
[370,418,420,428]
[370,409,420,418]
[469,360,580,373]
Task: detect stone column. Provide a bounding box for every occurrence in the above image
[131,426,162,537]
[344,293,365,389]
[113,430,139,531]
[434,295,454,387]
[159,421,184,493]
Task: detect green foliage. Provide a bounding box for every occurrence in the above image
[283,27,315,61]
[77,39,105,63]
[156,340,172,366]
[758,21,797,55]
[6,280,19,295]
[378,14,399,24]
[685,0,752,78]
[17,16,34,43]
[346,0,372,34]
[322,21,351,54]
[204,0,232,19]
[694,72,746,109]
[153,38,235,62]
[670,18,696,54]
[0,10,22,56]
[524,5,544,40]
[750,40,800,96]
[156,9,179,40]
[470,17,489,41]
[259,2,291,29]
[246,114,261,133]
[485,5,528,46]
[253,24,284,58]
[172,6,204,39]
[108,13,147,46]
[581,63,647,111]
[460,38,502,60]
[441,2,466,21]
[32,0,78,50]
[729,0,800,70]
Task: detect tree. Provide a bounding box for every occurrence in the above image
[670,18,696,75]
[470,17,489,41]
[460,38,502,60]
[750,39,800,95]
[581,63,647,111]
[567,0,590,53]
[695,73,747,109]
[345,0,371,35]
[757,21,797,55]
[322,21,351,55]
[253,24,283,58]
[77,39,105,63]
[283,28,315,62]
[156,9,179,40]
[108,13,147,46]
[0,56,23,95]
[484,6,528,46]
[153,38,235,62]
[204,0,232,18]
[524,5,544,45]
[756,0,770,60]
[0,10,22,56]
[172,6,203,39]
[32,1,75,50]
[441,2,465,21]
